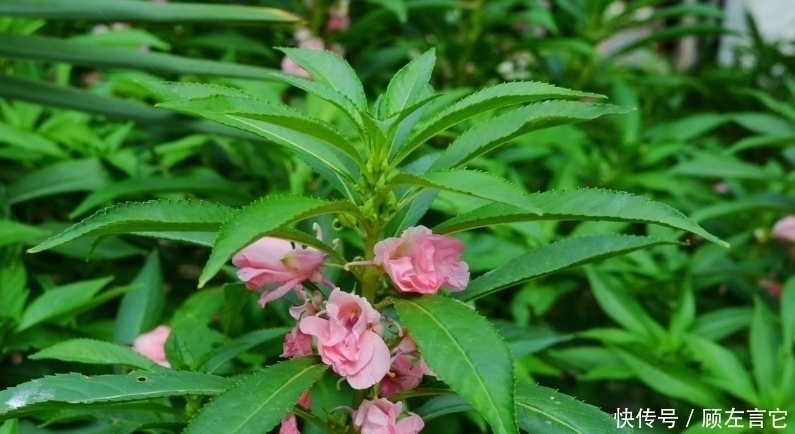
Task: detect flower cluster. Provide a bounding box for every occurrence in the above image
[230,225,469,433]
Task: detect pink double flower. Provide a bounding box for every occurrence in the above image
[352,398,424,434]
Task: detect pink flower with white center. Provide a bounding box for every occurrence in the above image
[352,398,424,434]
[299,289,390,389]
[282,326,314,358]
[772,216,795,243]
[373,226,469,294]
[132,325,171,367]
[232,224,333,308]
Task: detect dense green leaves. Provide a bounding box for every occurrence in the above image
[199,196,358,287]
[29,200,234,253]
[515,383,628,434]
[393,296,518,434]
[114,252,165,345]
[29,339,158,370]
[0,371,229,420]
[434,188,728,247]
[7,158,110,204]
[184,358,327,434]
[459,235,679,301]
[390,170,541,214]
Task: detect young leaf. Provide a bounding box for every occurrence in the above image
[199,196,359,287]
[427,102,631,170]
[384,48,435,117]
[515,383,628,434]
[277,47,367,109]
[433,188,729,248]
[684,335,759,404]
[458,235,678,301]
[28,339,158,370]
[17,277,114,332]
[393,296,518,434]
[183,358,327,434]
[398,83,607,162]
[28,200,234,253]
[0,371,229,420]
[114,251,165,345]
[390,170,541,214]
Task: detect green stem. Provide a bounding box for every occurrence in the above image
[293,406,337,433]
[387,388,456,402]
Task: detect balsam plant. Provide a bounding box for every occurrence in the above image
[1,48,729,434]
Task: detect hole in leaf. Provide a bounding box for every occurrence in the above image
[137,376,147,382]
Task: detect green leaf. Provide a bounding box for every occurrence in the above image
[384,49,436,117]
[390,170,541,214]
[0,371,229,420]
[184,358,327,434]
[691,194,795,223]
[28,200,233,253]
[17,277,114,332]
[0,220,50,248]
[199,328,289,374]
[0,122,66,158]
[434,188,729,247]
[7,158,110,204]
[0,419,17,434]
[199,196,359,287]
[614,349,726,408]
[140,81,250,101]
[365,0,408,23]
[0,256,28,325]
[751,298,780,404]
[684,335,758,404]
[782,277,795,353]
[114,252,165,345]
[458,235,678,302]
[0,34,278,80]
[690,307,752,341]
[28,339,157,370]
[586,267,666,342]
[158,95,362,166]
[165,318,218,371]
[515,383,627,434]
[426,102,630,170]
[0,0,299,23]
[70,171,248,218]
[276,48,367,109]
[400,82,605,160]
[414,395,472,422]
[671,154,780,181]
[393,296,518,434]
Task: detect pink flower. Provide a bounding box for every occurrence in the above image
[299,289,390,389]
[132,325,171,367]
[282,326,314,358]
[352,398,424,434]
[325,2,350,33]
[279,392,310,434]
[289,290,324,321]
[374,226,469,294]
[379,335,431,397]
[232,226,332,308]
[760,279,783,298]
[772,216,795,243]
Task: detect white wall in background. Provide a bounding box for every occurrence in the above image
[719,0,795,66]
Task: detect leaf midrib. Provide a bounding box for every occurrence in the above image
[516,400,584,434]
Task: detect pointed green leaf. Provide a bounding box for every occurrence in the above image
[0,419,18,434]
[114,252,165,345]
[199,327,289,374]
[0,0,299,23]
[434,188,729,247]
[199,196,359,287]
[384,49,436,117]
[393,296,518,434]
[0,371,229,420]
[614,349,726,408]
[28,200,233,253]
[0,220,50,248]
[414,395,472,422]
[690,307,752,341]
[398,83,607,162]
[277,48,367,109]
[159,95,362,165]
[751,298,780,404]
[390,170,540,214]
[7,158,111,204]
[515,383,628,434]
[28,339,157,370]
[782,277,795,353]
[184,358,327,434]
[17,277,114,332]
[684,335,758,404]
[427,102,630,170]
[0,122,66,158]
[141,81,250,101]
[459,235,678,301]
